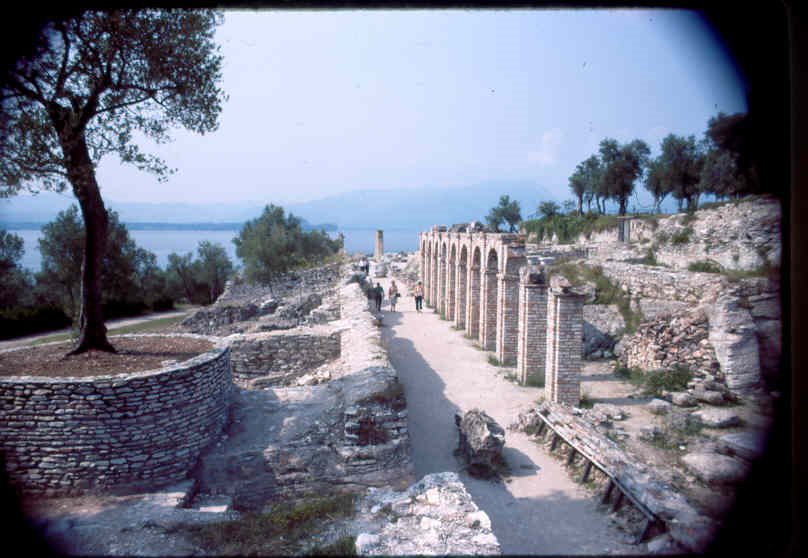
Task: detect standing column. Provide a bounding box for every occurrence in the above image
[465,264,481,339]
[454,261,467,330]
[545,286,584,406]
[479,268,498,350]
[445,257,456,321]
[495,271,521,366]
[437,254,447,316]
[374,230,384,261]
[517,267,548,385]
[423,243,431,306]
[430,249,439,308]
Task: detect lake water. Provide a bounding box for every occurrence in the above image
[9,226,420,271]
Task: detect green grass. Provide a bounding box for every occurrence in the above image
[627,248,658,266]
[614,364,693,397]
[29,314,186,346]
[183,493,356,556]
[306,535,356,556]
[545,263,643,334]
[578,390,595,409]
[688,259,724,273]
[488,354,501,366]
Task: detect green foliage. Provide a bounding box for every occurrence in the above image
[486,194,522,232]
[627,248,658,266]
[166,241,234,305]
[670,226,693,245]
[614,365,645,384]
[688,259,724,273]
[306,536,356,556]
[35,205,174,319]
[184,493,356,556]
[0,305,72,340]
[234,204,342,284]
[701,112,759,196]
[525,373,545,388]
[488,354,501,366]
[599,138,650,215]
[522,212,618,244]
[578,391,594,409]
[0,230,35,309]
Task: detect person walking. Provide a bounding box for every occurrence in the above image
[413,280,424,313]
[374,282,384,312]
[388,280,400,312]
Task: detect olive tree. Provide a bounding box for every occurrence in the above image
[0,10,226,353]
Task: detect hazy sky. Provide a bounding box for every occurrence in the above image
[91,8,746,206]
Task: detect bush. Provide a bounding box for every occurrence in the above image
[149,296,175,312]
[0,304,72,340]
[102,299,148,320]
[670,226,693,245]
[522,212,618,244]
[688,259,724,273]
[641,365,693,397]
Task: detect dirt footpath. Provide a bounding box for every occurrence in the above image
[377,279,643,555]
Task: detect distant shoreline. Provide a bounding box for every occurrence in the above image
[1,221,339,232]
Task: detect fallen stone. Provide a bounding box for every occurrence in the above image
[693,389,726,406]
[691,408,742,429]
[647,399,672,415]
[455,409,506,478]
[681,452,750,485]
[646,533,680,554]
[670,392,697,407]
[717,431,768,461]
[591,403,627,421]
[666,513,719,554]
[354,472,500,555]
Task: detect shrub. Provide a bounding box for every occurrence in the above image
[688,259,724,273]
[488,354,501,366]
[670,226,693,245]
[0,304,72,340]
[641,365,693,397]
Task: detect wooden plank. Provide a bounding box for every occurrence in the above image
[580,461,593,483]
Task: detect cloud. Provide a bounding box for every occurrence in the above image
[527,128,564,166]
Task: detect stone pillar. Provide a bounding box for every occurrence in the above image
[437,254,448,316]
[545,287,585,406]
[466,264,481,339]
[374,230,384,261]
[517,267,548,385]
[495,272,520,366]
[424,244,432,306]
[454,262,467,330]
[430,248,439,308]
[479,269,498,350]
[446,258,456,321]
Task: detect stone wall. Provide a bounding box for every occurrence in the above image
[0,334,231,497]
[217,263,342,306]
[617,307,720,377]
[226,330,341,386]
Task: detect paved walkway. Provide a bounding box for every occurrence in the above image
[378,278,642,555]
[0,308,194,351]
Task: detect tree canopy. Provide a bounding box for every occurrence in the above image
[599,138,650,215]
[234,204,342,285]
[0,9,226,353]
[485,194,522,232]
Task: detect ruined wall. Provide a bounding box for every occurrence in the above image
[617,307,720,376]
[0,336,231,497]
[226,330,341,386]
[217,263,342,305]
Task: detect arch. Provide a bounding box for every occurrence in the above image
[437,241,448,314]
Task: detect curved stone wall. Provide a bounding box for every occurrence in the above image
[0,334,231,497]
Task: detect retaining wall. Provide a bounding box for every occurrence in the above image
[0,334,231,497]
[226,330,341,386]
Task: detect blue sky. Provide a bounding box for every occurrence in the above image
[90,8,746,209]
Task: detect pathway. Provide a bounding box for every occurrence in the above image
[378,277,642,555]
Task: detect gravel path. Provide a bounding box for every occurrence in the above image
[378,279,642,555]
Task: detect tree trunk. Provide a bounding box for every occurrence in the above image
[618,196,627,215]
[577,195,583,216]
[58,124,115,355]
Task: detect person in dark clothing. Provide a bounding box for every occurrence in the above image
[374,282,384,311]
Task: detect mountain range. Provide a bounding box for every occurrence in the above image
[0,180,555,231]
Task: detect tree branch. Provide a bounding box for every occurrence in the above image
[53,22,72,101]
[94,94,152,115]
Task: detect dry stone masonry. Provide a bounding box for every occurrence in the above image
[0,334,231,497]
